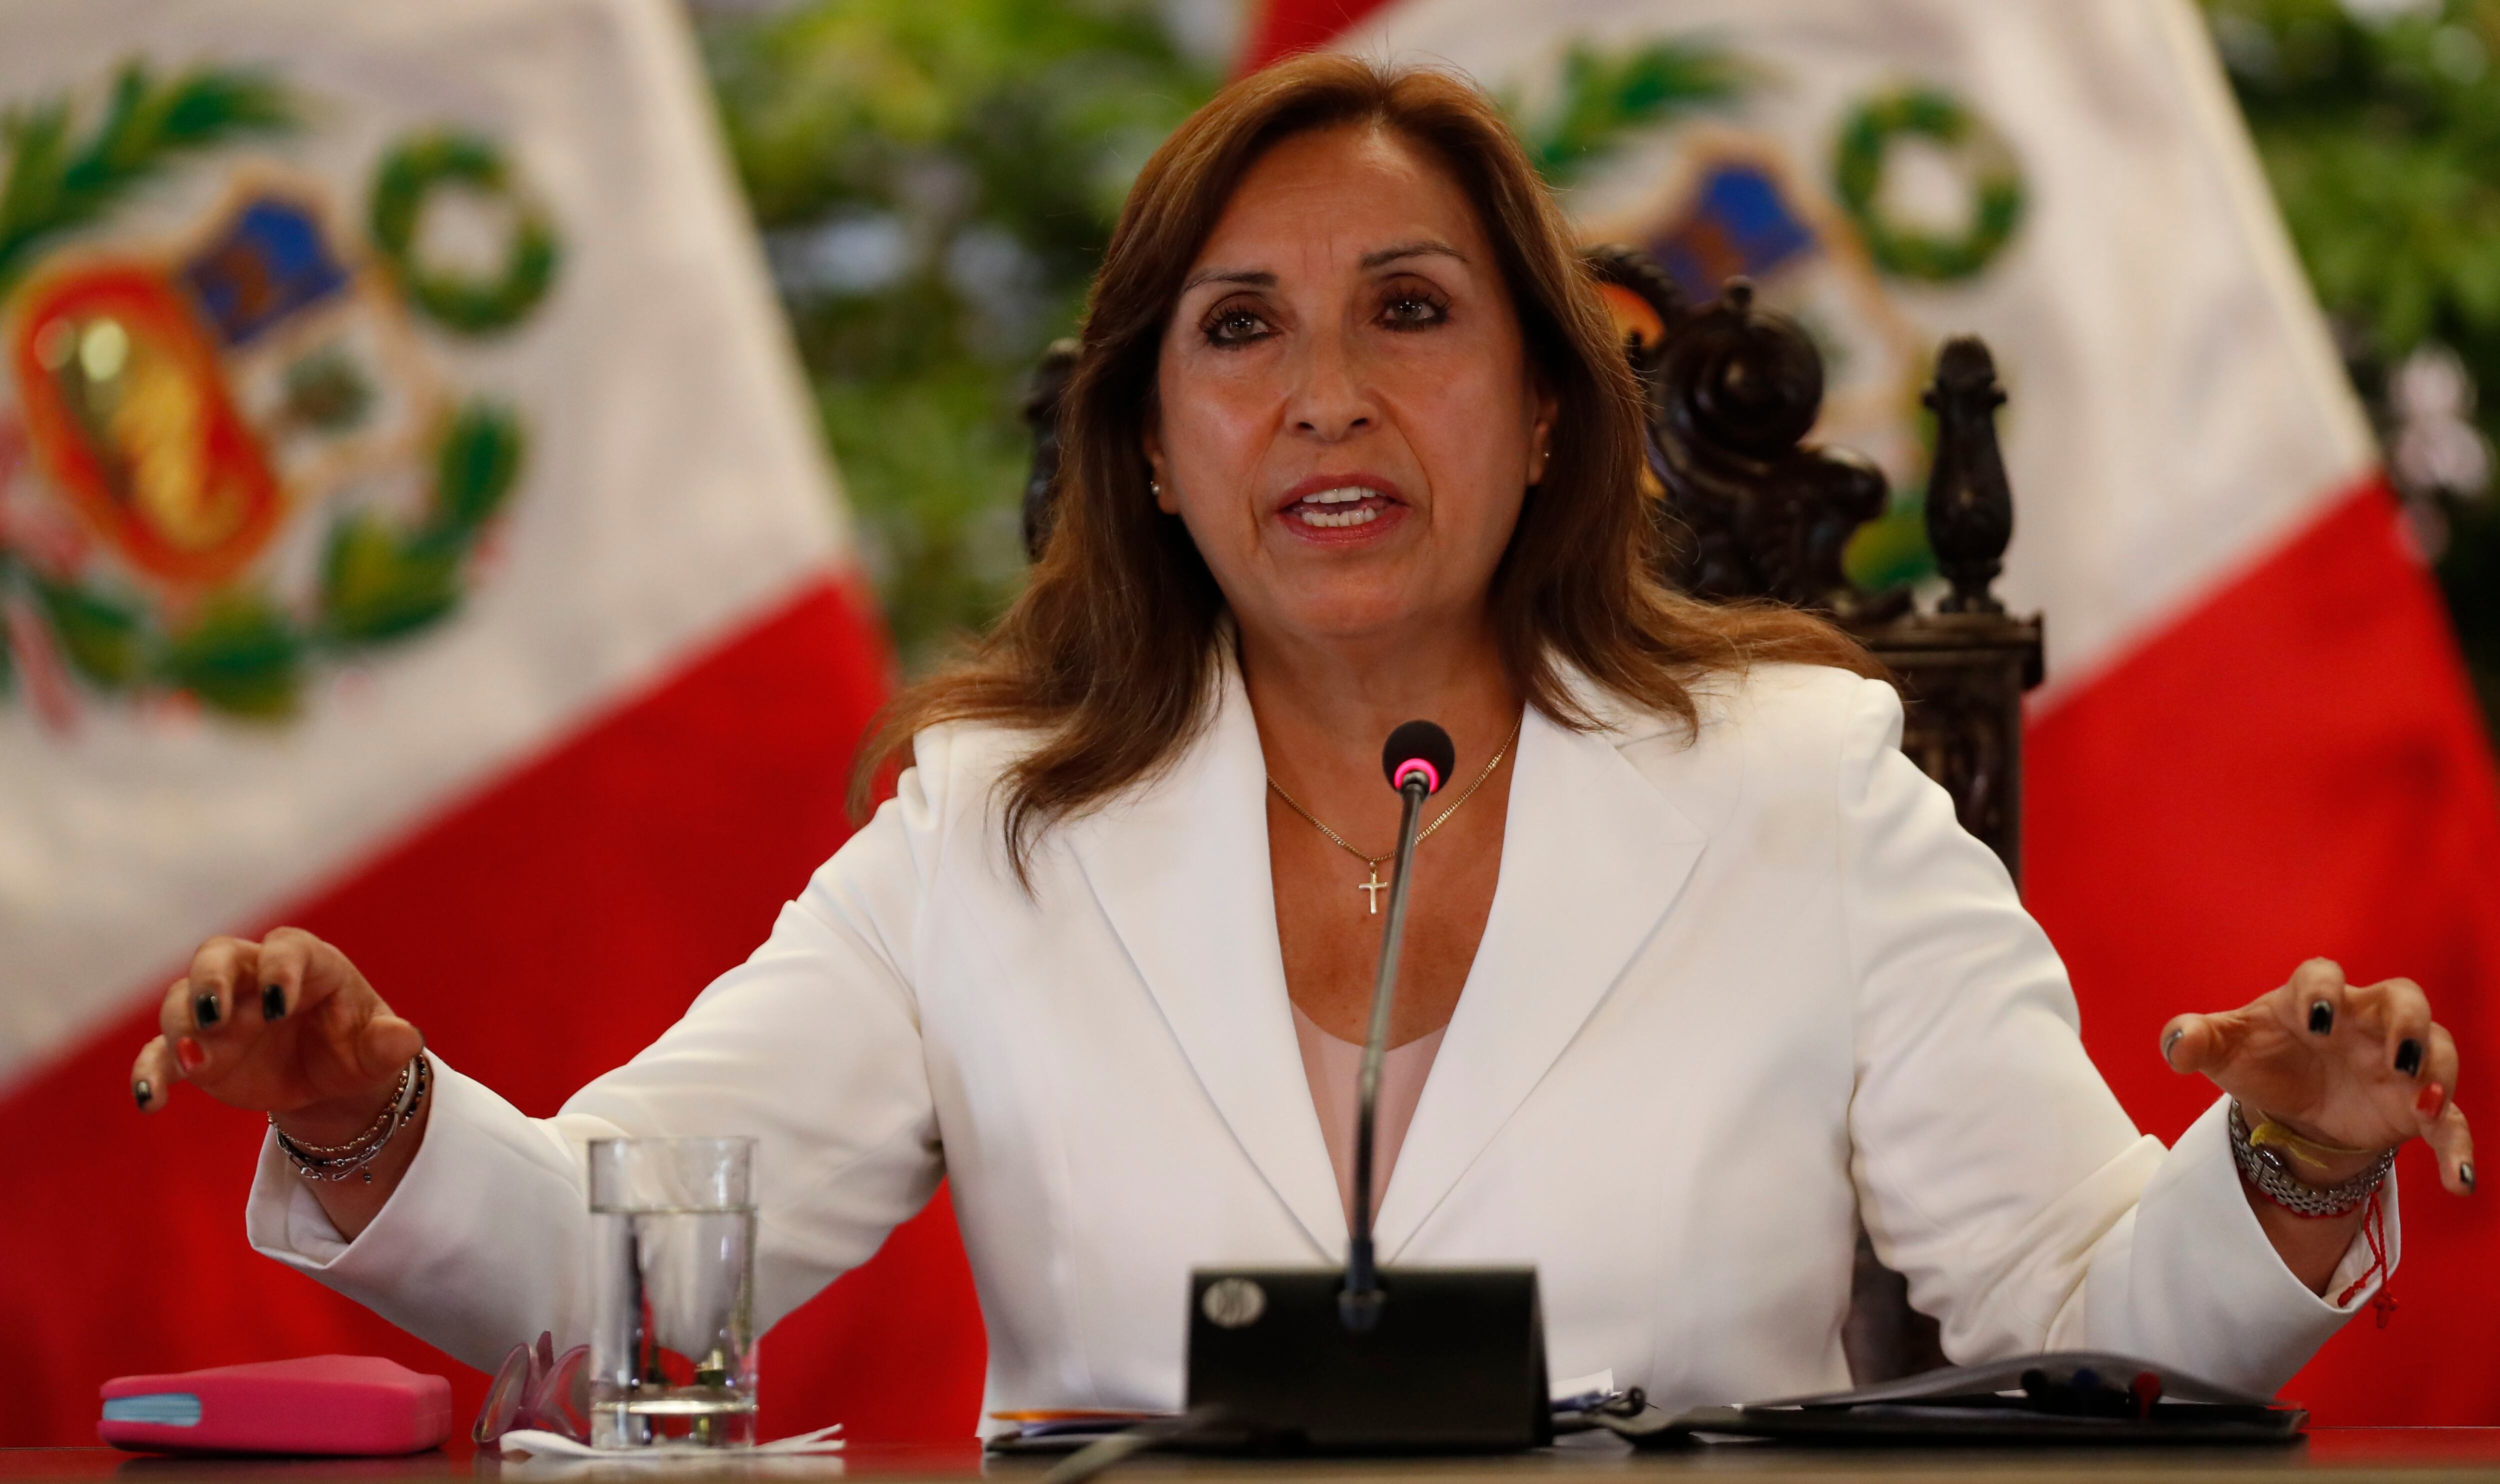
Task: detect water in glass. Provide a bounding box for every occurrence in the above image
[588,1138,758,1449]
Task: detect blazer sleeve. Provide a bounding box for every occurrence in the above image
[242,734,960,1372]
[1837,676,2394,1394]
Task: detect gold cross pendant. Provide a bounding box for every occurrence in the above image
[1358,862,1388,914]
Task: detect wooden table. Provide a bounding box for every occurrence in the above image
[6,1434,2500,1484]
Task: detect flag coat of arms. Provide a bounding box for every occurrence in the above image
[0,0,982,1446]
[1240,0,2500,1423]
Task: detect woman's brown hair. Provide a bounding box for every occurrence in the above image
[855,52,1880,874]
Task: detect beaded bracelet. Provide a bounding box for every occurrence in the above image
[276,1058,418,1157]
[272,1056,430,1184]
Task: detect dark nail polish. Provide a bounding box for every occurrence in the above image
[2396,1038,2424,1078]
[2308,1000,2333,1035]
[2464,1163,2477,1194]
[134,1080,150,1110]
[262,984,286,1021]
[2162,1027,2184,1066]
[193,991,221,1028]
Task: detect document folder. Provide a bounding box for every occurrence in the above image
[1601,1351,2306,1447]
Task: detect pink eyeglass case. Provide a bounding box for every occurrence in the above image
[100,1355,454,1456]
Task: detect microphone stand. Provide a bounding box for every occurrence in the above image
[1342,770,1430,1332]
[1175,720,1548,1454]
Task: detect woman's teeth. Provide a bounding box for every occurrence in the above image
[1298,506,1378,528]
[1294,486,1382,528]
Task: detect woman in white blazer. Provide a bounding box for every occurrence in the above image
[136,54,2472,1424]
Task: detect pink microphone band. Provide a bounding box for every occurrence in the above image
[1393,759,1442,793]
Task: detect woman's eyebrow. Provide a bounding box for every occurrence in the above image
[1360,238,1465,270]
[1180,239,1466,294]
[1181,266,1276,292]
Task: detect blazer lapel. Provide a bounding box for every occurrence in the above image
[1065,658,1347,1258]
[1374,692,1706,1258]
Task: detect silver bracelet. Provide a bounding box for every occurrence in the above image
[273,1056,429,1184]
[2228,1100,2393,1218]
[277,1058,416,1156]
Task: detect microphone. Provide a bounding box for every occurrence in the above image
[1178,719,1552,1454]
[1344,720,1455,1330]
[1381,720,1456,795]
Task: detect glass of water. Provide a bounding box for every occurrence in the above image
[588,1137,758,1450]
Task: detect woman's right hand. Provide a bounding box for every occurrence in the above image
[132,927,424,1145]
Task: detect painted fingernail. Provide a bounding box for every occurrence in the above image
[2162,1026,2184,1066]
[134,1079,151,1110]
[2463,1162,2476,1194]
[193,990,221,1028]
[2308,1000,2334,1034]
[175,1037,203,1074]
[262,984,286,1021]
[2396,1039,2424,1078]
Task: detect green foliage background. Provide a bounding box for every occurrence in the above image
[700,0,2500,728]
[700,0,1220,670]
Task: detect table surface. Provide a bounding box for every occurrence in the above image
[8,1432,2500,1484]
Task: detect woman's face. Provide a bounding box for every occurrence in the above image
[1146,124,1554,651]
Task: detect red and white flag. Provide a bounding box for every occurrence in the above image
[1258,0,2500,1422]
[0,0,978,1445]
[14,0,2489,1443]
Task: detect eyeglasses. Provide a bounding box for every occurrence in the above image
[474,1330,590,1446]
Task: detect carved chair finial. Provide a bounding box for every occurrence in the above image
[1921,336,2014,614]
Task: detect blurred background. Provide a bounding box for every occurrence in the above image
[700,0,2500,719]
[1,0,2496,1452]
[696,0,1236,669]
[2212,0,2500,728]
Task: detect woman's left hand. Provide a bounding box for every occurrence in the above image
[2164,958,2475,1196]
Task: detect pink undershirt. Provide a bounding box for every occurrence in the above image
[1289,1002,1448,1223]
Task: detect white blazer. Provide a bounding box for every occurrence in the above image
[248,658,2392,1425]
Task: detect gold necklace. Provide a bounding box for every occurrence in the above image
[1266,716,1524,914]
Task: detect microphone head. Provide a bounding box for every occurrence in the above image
[1382,720,1456,794]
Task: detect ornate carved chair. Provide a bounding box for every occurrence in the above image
[1582,244,2042,878]
[1018,243,2042,1384]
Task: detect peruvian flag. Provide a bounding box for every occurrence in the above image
[0,0,978,1448]
[1263,0,2500,1423]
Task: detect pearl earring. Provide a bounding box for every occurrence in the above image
[1150,478,1162,500]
